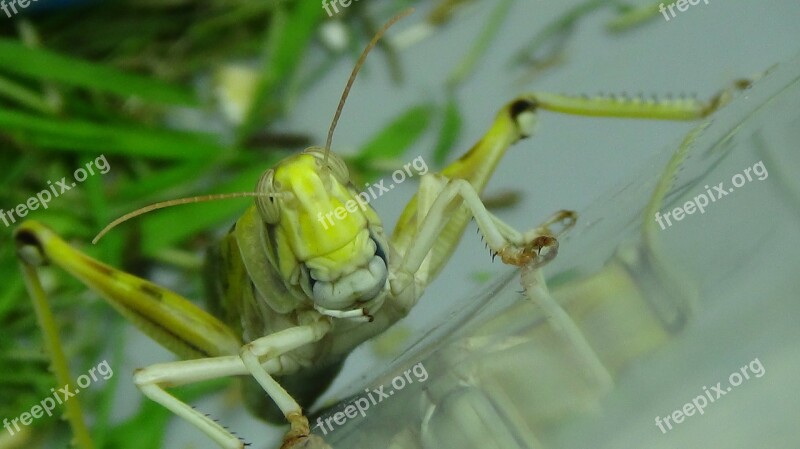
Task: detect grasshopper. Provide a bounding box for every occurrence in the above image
[319,94,755,449]
[13,8,748,449]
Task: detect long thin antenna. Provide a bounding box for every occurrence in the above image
[94,9,414,245]
[324,8,414,166]
[92,192,279,244]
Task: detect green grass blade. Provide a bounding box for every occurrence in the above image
[0,39,196,106]
[115,159,222,202]
[510,0,607,67]
[433,95,463,166]
[0,109,227,159]
[356,103,436,164]
[447,0,512,88]
[139,161,281,255]
[235,1,324,143]
[606,2,663,32]
[0,74,56,114]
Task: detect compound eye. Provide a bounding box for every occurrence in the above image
[255,169,280,224]
[304,147,349,183]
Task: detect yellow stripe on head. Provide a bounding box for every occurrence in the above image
[273,153,368,258]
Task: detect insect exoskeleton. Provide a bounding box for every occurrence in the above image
[251,147,391,322]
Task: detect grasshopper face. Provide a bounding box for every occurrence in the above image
[255,147,390,316]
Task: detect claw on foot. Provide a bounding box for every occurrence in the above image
[499,235,559,267]
[281,412,312,449]
[281,434,331,449]
[540,210,577,237]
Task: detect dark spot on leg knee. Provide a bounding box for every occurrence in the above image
[509,99,537,120]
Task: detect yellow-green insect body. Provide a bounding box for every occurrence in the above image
[233,149,391,319]
[205,148,400,424]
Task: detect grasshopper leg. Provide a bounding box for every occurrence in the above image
[133,356,253,449]
[14,220,244,449]
[14,222,333,448]
[238,318,332,448]
[14,221,242,360]
[390,173,575,307]
[134,316,330,449]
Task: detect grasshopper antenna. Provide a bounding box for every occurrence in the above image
[95,9,413,245]
[323,7,414,167]
[92,192,281,244]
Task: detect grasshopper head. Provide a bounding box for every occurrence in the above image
[246,9,415,320]
[255,148,389,317]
